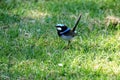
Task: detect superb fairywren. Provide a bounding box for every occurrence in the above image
[55,14,82,47]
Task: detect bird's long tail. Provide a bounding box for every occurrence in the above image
[72,14,82,32]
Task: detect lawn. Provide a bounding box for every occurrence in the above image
[0,0,120,80]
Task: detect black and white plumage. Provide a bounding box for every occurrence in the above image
[55,14,82,47]
[55,24,76,41]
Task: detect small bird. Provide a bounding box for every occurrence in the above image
[55,14,82,47]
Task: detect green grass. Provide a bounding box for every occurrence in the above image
[0,0,120,80]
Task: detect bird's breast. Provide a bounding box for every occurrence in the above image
[61,35,73,40]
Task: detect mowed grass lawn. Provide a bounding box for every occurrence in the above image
[0,0,120,80]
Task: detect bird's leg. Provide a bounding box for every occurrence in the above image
[68,40,71,47]
[63,40,71,49]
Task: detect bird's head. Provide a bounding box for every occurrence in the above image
[55,24,68,32]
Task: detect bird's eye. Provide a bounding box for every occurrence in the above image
[57,27,62,30]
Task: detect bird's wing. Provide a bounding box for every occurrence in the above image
[64,30,77,37]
